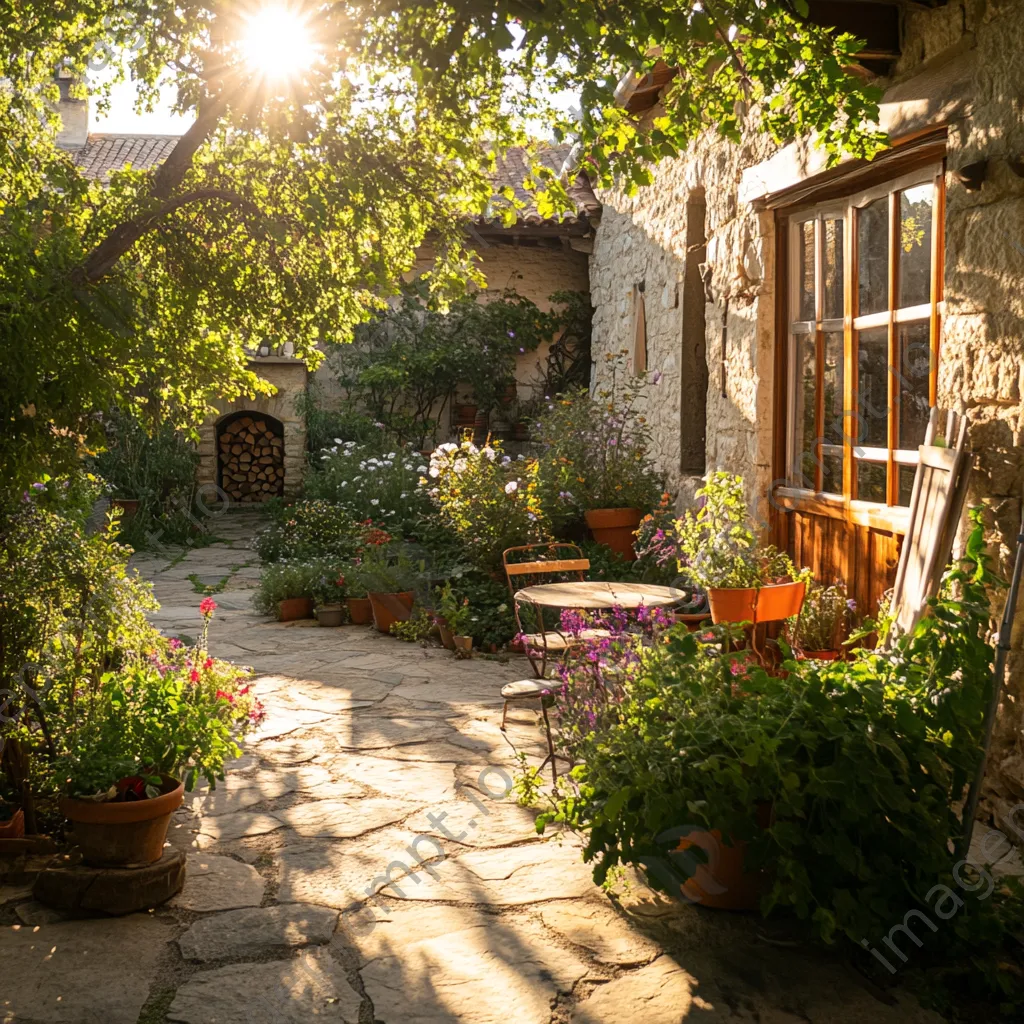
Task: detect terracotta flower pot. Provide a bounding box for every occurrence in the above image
[673,802,773,910]
[584,508,643,561]
[675,611,709,632]
[317,604,345,627]
[278,597,314,622]
[513,421,530,441]
[60,776,184,867]
[368,591,415,633]
[453,635,473,656]
[453,403,478,426]
[0,808,25,840]
[110,498,139,518]
[708,580,806,625]
[346,597,373,625]
[800,649,839,662]
[438,624,455,650]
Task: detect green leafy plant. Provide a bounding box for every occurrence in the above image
[676,472,801,589]
[356,543,423,595]
[252,561,323,614]
[435,581,472,636]
[389,608,434,643]
[534,354,665,521]
[790,580,851,652]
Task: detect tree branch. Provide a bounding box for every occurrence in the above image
[74,92,230,285]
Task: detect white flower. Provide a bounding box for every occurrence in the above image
[387,452,396,459]
[453,459,468,474]
[333,438,343,444]
[482,447,496,461]
[505,480,518,494]
[417,465,428,473]
[429,467,440,478]
[400,492,407,498]
[370,498,380,506]
[438,442,458,454]
[404,463,413,471]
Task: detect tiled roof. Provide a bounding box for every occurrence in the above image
[71,134,600,225]
[487,143,600,226]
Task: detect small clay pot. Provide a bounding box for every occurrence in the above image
[278,597,314,622]
[346,597,373,625]
[453,635,473,656]
[799,649,839,662]
[317,604,345,627]
[60,776,184,867]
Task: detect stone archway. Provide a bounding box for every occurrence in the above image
[217,411,285,502]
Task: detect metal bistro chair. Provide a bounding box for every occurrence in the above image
[499,544,610,785]
[502,543,612,679]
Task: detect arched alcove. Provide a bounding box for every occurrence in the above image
[216,410,285,502]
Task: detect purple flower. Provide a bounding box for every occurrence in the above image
[846,598,857,612]
[30,482,45,491]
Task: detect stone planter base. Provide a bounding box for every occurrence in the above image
[33,848,186,916]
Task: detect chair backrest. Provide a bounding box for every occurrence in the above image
[502,543,589,598]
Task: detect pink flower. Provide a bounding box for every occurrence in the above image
[199,597,218,617]
[168,638,183,650]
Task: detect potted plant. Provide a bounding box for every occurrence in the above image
[534,359,664,560]
[0,803,25,840]
[789,581,851,660]
[252,562,317,621]
[56,601,263,867]
[436,582,473,653]
[676,473,807,624]
[358,544,421,633]
[313,569,347,627]
[344,566,374,625]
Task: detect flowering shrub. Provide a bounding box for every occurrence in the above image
[252,559,328,614]
[424,439,549,570]
[51,601,262,798]
[305,439,433,532]
[534,354,664,522]
[788,580,853,652]
[253,499,362,562]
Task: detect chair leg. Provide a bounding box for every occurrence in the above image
[540,699,557,786]
[500,700,509,732]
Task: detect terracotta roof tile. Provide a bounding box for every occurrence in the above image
[72,134,600,225]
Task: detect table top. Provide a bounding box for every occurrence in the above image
[513,581,689,610]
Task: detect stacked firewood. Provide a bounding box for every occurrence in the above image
[218,415,285,502]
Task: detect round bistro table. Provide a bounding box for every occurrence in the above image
[513,580,689,611]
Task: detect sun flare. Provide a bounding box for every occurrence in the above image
[240,5,319,80]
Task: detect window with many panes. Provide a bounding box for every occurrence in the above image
[785,165,943,509]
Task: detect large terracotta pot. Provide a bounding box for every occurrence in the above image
[368,591,415,633]
[708,580,806,625]
[346,597,373,625]
[278,597,314,622]
[60,776,184,867]
[438,624,455,650]
[674,802,773,910]
[0,808,25,839]
[584,508,643,561]
[453,403,478,426]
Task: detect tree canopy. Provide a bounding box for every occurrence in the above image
[0,1,884,491]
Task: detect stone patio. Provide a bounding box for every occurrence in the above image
[2,513,947,1023]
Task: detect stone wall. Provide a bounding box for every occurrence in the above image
[589,0,1024,810]
[197,358,307,499]
[313,240,591,435]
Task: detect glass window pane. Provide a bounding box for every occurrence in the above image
[798,220,815,321]
[857,461,887,503]
[823,218,844,320]
[821,331,844,495]
[858,197,889,315]
[899,185,933,308]
[897,465,916,507]
[898,322,931,449]
[856,326,889,447]
[792,334,818,488]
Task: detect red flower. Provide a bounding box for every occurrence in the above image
[216,689,236,703]
[189,669,200,683]
[199,597,218,617]
[203,657,214,670]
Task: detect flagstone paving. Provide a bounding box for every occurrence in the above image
[2,514,947,1023]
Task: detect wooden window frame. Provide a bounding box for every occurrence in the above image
[775,161,945,532]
